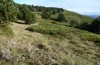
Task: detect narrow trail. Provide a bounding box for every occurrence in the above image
[12,21,30,36]
[11,21,42,45]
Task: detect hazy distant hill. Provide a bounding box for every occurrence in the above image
[87,15,100,18]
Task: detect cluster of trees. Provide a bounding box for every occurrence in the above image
[56,13,66,22]
[41,12,53,19]
[17,4,36,24]
[41,11,67,21]
[91,17,100,33]
[0,0,37,25]
[77,16,100,34]
[0,0,64,24]
[0,0,18,24]
[26,5,64,14]
[17,4,64,23]
[86,17,100,34]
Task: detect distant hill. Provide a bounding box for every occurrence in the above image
[87,15,100,18]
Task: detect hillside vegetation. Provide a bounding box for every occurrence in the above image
[0,24,13,36]
[28,20,100,43]
[0,0,100,65]
[0,21,100,65]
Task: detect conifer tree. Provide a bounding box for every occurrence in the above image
[0,0,18,24]
[17,4,36,24]
[57,13,66,22]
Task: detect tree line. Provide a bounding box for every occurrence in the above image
[26,5,64,14]
[17,4,64,23]
[0,0,64,24]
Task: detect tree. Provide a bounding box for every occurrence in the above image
[69,19,78,27]
[17,11,24,20]
[25,12,36,24]
[57,13,66,22]
[0,0,18,24]
[17,4,36,24]
[42,12,51,19]
[90,17,100,33]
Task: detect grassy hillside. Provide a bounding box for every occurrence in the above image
[51,11,93,27]
[0,3,100,65]
[0,21,100,65]
[31,10,93,26]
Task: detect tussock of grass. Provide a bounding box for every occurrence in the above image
[0,25,14,37]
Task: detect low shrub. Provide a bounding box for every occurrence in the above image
[68,27,100,43]
[27,20,100,43]
[27,24,67,37]
[25,12,36,24]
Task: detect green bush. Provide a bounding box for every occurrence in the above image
[57,13,66,22]
[0,0,18,24]
[41,12,52,19]
[27,23,67,37]
[68,27,100,43]
[17,4,36,24]
[89,16,100,33]
[27,18,100,43]
[25,12,36,24]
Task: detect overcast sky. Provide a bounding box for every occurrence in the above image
[14,0,100,15]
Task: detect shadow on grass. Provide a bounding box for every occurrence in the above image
[15,21,26,24]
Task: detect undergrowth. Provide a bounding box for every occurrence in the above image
[0,24,14,37]
[28,20,100,44]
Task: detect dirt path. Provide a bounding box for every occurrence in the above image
[12,21,30,35]
[11,21,42,45]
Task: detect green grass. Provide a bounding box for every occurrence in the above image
[67,27,100,43]
[51,11,93,27]
[0,25,14,37]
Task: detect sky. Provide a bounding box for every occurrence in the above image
[14,0,100,15]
